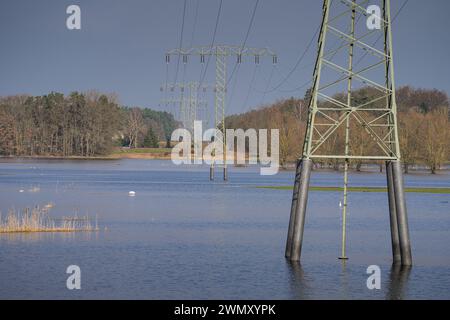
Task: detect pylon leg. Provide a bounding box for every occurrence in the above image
[387,263,412,300]
[386,161,401,264]
[210,165,214,181]
[223,167,228,181]
[392,160,412,266]
[289,158,313,261]
[286,159,302,258]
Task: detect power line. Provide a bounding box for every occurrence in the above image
[264,23,321,93]
[273,6,366,94]
[227,0,260,85]
[395,0,410,19]
[241,0,260,51]
[354,0,409,67]
[198,0,223,86]
[173,0,188,84]
[272,0,410,95]
[259,64,276,106]
[227,0,260,113]
[189,0,200,48]
[261,0,336,94]
[242,64,259,111]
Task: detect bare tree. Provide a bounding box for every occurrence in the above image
[125,107,145,148]
[421,108,450,174]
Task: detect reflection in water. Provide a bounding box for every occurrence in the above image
[287,261,412,300]
[286,261,311,299]
[0,159,448,299]
[339,260,350,299]
[387,264,412,300]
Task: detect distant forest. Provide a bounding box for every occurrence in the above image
[1,87,449,173]
[226,86,450,174]
[0,91,179,157]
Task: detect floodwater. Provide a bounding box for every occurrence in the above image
[0,159,449,299]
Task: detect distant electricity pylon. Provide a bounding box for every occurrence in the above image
[286,0,412,266]
[166,45,277,181]
[161,82,209,134]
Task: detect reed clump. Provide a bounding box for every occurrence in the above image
[0,206,99,233]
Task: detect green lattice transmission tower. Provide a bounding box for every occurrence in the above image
[285,0,412,266]
[161,82,209,134]
[166,45,277,181]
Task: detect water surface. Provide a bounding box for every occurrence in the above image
[0,159,449,299]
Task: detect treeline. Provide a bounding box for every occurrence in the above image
[0,92,179,157]
[226,86,450,174]
[120,107,178,148]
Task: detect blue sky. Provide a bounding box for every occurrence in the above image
[0,0,449,117]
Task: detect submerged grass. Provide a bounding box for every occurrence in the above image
[256,186,450,194]
[0,207,99,233]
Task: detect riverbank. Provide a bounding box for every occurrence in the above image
[0,148,173,161]
[0,155,120,160]
[110,147,172,160]
[1,152,449,175]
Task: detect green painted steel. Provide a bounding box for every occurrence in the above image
[302,0,402,161]
[287,0,412,265]
[161,82,208,134]
[166,45,277,180]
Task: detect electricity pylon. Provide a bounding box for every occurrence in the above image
[286,0,412,266]
[161,82,209,134]
[166,45,277,181]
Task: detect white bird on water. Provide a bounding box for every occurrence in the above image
[129,191,136,197]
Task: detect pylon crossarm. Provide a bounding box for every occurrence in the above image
[309,155,397,160]
[318,107,391,112]
[167,45,276,58]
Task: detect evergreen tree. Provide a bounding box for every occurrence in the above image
[142,127,159,148]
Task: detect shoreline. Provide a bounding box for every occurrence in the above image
[0,153,171,161]
[1,154,448,175]
[0,155,121,161]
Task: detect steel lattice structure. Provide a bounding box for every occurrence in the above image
[166,45,277,180]
[161,82,208,134]
[286,0,412,266]
[304,0,400,161]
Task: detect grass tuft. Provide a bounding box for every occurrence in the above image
[0,207,99,233]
